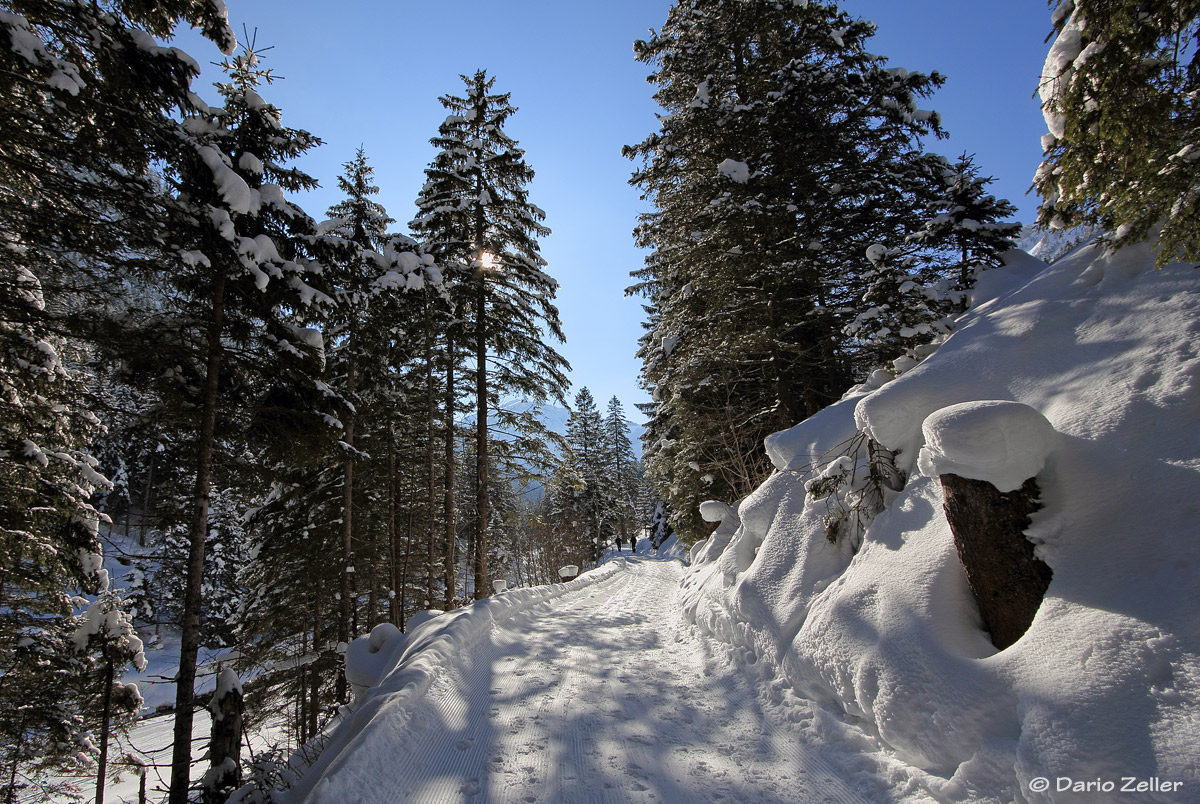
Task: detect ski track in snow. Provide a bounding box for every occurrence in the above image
[314,558,870,804]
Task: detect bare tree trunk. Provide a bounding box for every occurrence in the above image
[388,419,399,625]
[338,341,356,703]
[308,579,322,740]
[473,259,490,600]
[425,315,438,608]
[400,465,416,628]
[169,272,225,804]
[298,629,308,746]
[443,332,457,609]
[366,553,377,631]
[95,650,114,804]
[138,452,155,547]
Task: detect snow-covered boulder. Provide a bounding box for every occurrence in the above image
[918,400,1058,492]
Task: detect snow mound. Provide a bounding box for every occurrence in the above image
[655,533,686,562]
[699,500,730,522]
[682,239,1200,800]
[917,400,1058,492]
[288,563,626,802]
[344,623,405,695]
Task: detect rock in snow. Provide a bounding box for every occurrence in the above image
[918,400,1058,492]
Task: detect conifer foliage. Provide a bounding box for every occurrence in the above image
[1038,0,1200,263]
[625,0,956,538]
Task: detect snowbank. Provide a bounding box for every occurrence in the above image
[682,240,1200,802]
[286,562,626,803]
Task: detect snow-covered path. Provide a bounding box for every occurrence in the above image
[299,558,869,804]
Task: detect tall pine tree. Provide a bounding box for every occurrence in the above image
[410,70,569,599]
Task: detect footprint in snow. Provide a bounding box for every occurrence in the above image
[455,738,474,751]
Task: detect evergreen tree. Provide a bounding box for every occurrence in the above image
[1038,1,1200,264]
[0,1,233,796]
[603,397,640,552]
[909,153,1021,290]
[154,46,334,804]
[410,70,569,599]
[626,0,945,538]
[562,388,610,564]
[322,148,393,697]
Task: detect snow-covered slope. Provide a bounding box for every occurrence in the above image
[682,241,1200,802]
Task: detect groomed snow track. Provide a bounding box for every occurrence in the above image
[292,557,871,804]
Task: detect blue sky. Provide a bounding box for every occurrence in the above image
[174,1,1054,420]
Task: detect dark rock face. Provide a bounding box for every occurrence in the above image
[940,474,1053,650]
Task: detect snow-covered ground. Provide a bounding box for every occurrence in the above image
[292,239,1199,804]
[288,556,893,804]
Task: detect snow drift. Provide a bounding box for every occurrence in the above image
[285,563,625,802]
[682,241,1200,802]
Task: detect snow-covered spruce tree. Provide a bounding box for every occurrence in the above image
[544,461,589,569]
[237,204,437,726]
[0,2,232,797]
[648,500,674,550]
[603,397,640,552]
[320,148,393,695]
[625,0,945,539]
[1038,1,1200,264]
[71,591,147,804]
[410,70,569,600]
[909,153,1020,290]
[560,388,612,564]
[843,244,949,370]
[152,47,338,804]
[845,153,1019,372]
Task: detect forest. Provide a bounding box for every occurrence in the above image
[2,0,1196,802]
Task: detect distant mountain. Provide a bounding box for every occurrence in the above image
[494,400,648,460]
[1016,222,1099,263]
[469,401,646,460]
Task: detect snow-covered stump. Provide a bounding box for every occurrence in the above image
[202,668,244,804]
[919,402,1058,650]
[558,565,579,583]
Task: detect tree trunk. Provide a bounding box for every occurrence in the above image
[169,272,225,804]
[400,467,416,628]
[95,651,113,804]
[308,579,322,741]
[425,314,438,608]
[443,332,457,609]
[388,419,399,625]
[298,629,308,746]
[473,267,490,600]
[940,474,1052,650]
[138,452,155,547]
[338,340,356,703]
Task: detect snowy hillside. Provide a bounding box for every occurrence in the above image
[683,240,1200,802]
